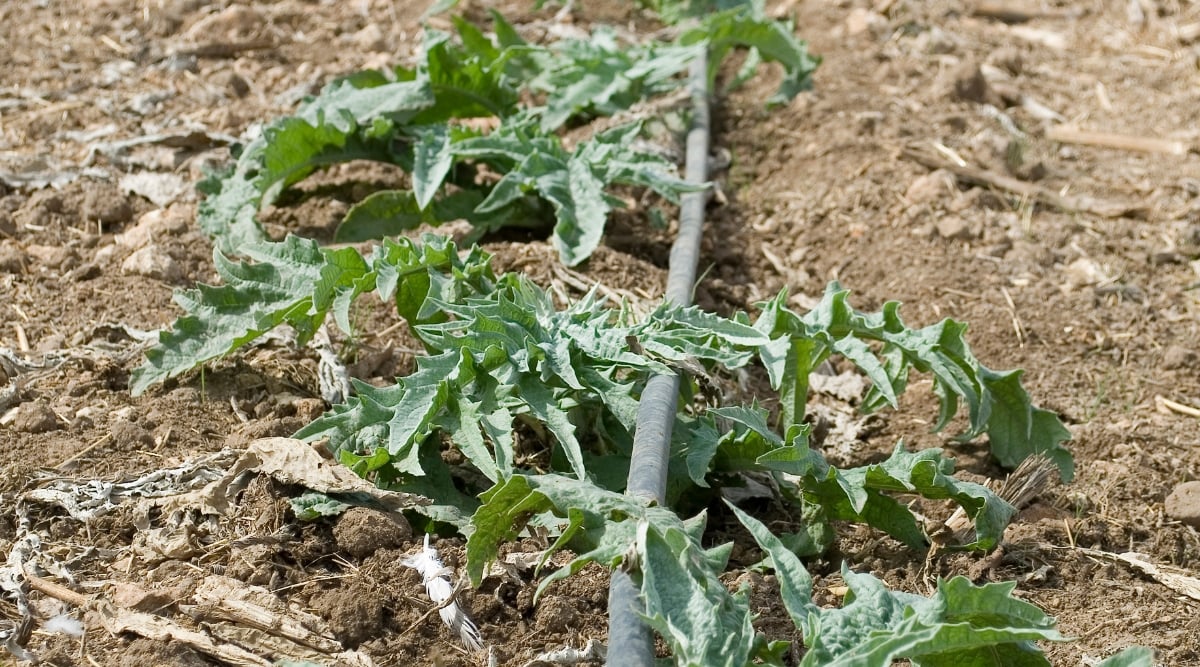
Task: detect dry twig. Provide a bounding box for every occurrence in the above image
[1045,126,1191,157]
[901,145,1146,219]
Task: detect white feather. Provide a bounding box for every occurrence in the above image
[44,613,84,637]
[402,534,483,651]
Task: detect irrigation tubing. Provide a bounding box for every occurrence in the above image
[606,51,711,667]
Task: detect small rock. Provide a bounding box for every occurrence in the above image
[32,192,64,215]
[14,402,61,433]
[1061,257,1112,292]
[111,582,175,612]
[0,242,26,273]
[952,61,1004,107]
[350,23,387,52]
[121,245,182,281]
[905,169,956,206]
[1162,345,1196,370]
[111,418,156,451]
[1182,223,1200,246]
[935,216,975,240]
[120,173,190,208]
[1166,481,1200,528]
[310,582,384,647]
[844,8,886,38]
[211,70,251,98]
[24,244,74,270]
[333,507,411,559]
[183,5,263,42]
[82,187,133,226]
[68,262,102,282]
[116,207,190,250]
[915,26,959,54]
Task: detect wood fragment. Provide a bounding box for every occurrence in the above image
[1179,22,1200,44]
[194,576,340,653]
[25,573,88,607]
[96,601,273,667]
[971,2,1078,23]
[13,323,29,353]
[1000,286,1025,347]
[901,145,1145,219]
[1046,126,1190,156]
[1155,395,1200,418]
[1073,547,1200,602]
[171,39,277,59]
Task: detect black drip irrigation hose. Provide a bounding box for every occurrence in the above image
[606,51,711,667]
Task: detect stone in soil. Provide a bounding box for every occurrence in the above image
[13,402,61,433]
[121,244,183,282]
[110,418,156,451]
[1161,345,1196,370]
[1165,481,1200,528]
[0,241,26,273]
[936,215,976,240]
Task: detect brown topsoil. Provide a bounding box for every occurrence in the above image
[2,1,1200,665]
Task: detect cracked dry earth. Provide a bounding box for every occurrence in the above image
[3,0,1200,665]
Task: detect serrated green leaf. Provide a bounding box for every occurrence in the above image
[296,79,435,132]
[981,369,1074,481]
[758,438,1014,551]
[290,491,351,521]
[637,518,760,667]
[760,283,1074,480]
[335,190,431,242]
[790,569,1064,667]
[130,236,370,395]
[1092,647,1156,667]
[466,473,657,589]
[728,503,816,627]
[412,125,456,208]
[679,5,820,105]
[134,234,493,396]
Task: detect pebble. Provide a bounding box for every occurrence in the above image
[952,61,1003,107]
[116,207,190,250]
[183,5,263,42]
[111,582,174,612]
[935,216,975,240]
[350,23,387,52]
[1162,345,1196,370]
[905,169,956,206]
[121,245,183,282]
[111,418,156,451]
[0,241,26,273]
[24,244,75,270]
[14,402,61,433]
[844,8,886,38]
[1165,481,1200,528]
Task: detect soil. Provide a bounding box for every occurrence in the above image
[3,0,1200,665]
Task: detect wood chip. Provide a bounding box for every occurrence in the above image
[1074,547,1200,602]
[1046,126,1191,157]
[1155,395,1200,418]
